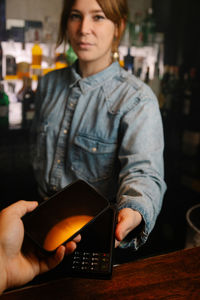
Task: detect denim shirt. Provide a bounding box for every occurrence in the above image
[31,61,166,250]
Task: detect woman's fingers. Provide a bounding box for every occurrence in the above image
[115,208,142,247]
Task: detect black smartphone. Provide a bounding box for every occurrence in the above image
[26,205,116,285]
[64,205,116,279]
[22,180,110,253]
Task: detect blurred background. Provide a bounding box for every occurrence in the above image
[0,0,200,262]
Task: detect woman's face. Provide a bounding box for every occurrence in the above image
[67,0,118,74]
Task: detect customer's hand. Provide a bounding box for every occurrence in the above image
[115,208,142,247]
[0,200,80,294]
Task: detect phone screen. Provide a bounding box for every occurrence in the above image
[23,180,109,252]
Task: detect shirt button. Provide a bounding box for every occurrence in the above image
[70,102,74,108]
[53,186,57,191]
[63,129,68,134]
[92,147,97,152]
[57,159,61,164]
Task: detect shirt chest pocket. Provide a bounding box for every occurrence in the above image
[71,134,118,183]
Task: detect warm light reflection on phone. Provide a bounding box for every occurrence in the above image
[43,215,93,251]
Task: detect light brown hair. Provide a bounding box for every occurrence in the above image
[57,0,128,48]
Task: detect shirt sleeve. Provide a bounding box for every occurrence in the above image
[29,76,45,172]
[117,86,167,250]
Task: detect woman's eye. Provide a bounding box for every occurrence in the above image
[93,15,105,21]
[69,13,81,20]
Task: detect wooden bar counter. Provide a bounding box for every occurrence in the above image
[1,246,200,299]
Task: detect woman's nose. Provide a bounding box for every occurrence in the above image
[79,17,91,35]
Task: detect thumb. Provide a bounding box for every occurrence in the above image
[115,213,132,242]
[115,208,142,242]
[5,200,38,219]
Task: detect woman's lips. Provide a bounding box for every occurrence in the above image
[78,42,94,49]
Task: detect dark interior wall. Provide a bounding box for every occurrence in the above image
[182,0,200,68]
[0,0,6,40]
[153,0,200,68]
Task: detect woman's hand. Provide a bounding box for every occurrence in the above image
[115,208,142,248]
[0,200,80,294]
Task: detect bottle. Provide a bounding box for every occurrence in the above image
[17,42,30,79]
[6,55,17,77]
[31,30,43,79]
[32,30,42,67]
[188,68,199,131]
[135,56,144,79]
[7,82,17,103]
[124,48,134,74]
[7,82,22,129]
[0,83,9,129]
[144,66,150,84]
[0,41,3,80]
[149,40,163,102]
[43,16,54,68]
[170,66,182,114]
[142,8,156,46]
[17,77,35,129]
[182,72,191,118]
[167,66,179,112]
[131,12,144,47]
[55,53,68,70]
[4,39,18,80]
[160,66,172,117]
[120,19,132,47]
[43,16,53,44]
[149,62,161,99]
[66,45,77,66]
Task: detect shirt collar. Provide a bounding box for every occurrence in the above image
[69,60,121,93]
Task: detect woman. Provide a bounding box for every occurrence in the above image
[31,0,166,250]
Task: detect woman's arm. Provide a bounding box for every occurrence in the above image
[116,90,166,249]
